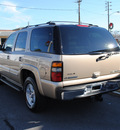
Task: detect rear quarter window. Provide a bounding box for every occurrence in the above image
[30,27,54,53]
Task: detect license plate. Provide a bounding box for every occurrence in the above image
[85,83,102,94]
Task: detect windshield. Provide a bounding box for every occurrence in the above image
[59,25,119,54]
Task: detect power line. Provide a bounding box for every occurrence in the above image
[0,3,76,11]
[82,2,104,6]
[81,8,105,16]
[0,3,107,18]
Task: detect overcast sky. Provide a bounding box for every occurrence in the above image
[0,0,120,31]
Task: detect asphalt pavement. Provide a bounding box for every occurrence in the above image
[0,83,120,130]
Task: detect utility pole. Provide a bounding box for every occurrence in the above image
[105,1,112,31]
[28,21,29,27]
[76,0,82,25]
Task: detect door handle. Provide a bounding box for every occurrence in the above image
[19,57,22,61]
[7,55,9,59]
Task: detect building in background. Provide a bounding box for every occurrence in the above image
[0,30,14,45]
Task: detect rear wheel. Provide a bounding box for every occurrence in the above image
[24,77,46,112]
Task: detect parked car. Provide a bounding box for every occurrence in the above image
[0,21,120,112]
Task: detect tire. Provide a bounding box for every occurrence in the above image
[24,77,46,112]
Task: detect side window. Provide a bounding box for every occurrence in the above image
[30,27,53,53]
[4,33,16,51]
[15,32,27,51]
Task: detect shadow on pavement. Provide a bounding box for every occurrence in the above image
[0,84,120,130]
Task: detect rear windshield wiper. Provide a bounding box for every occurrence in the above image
[88,47,120,55]
[88,51,107,55]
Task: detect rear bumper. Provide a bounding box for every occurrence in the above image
[56,79,120,100]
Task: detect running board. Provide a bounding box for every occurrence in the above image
[0,78,22,91]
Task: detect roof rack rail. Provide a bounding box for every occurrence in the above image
[22,21,55,29]
[21,21,78,30]
[88,24,98,27]
[35,22,55,26]
[46,21,56,25]
[20,21,98,31]
[22,25,33,29]
[47,21,78,25]
[49,21,100,26]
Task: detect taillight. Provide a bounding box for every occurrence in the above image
[51,61,63,82]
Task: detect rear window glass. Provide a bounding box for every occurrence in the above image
[59,26,119,54]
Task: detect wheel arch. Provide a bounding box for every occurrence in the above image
[20,64,44,95]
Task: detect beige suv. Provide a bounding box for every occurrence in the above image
[0,22,120,112]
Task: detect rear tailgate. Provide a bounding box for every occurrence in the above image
[62,54,120,82]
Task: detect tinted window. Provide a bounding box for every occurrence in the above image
[59,26,119,54]
[15,32,27,51]
[30,27,53,53]
[4,33,16,51]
